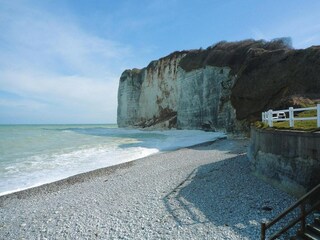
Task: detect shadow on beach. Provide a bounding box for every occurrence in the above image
[162,149,296,239]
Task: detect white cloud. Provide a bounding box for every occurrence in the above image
[251,14,320,49]
[0,98,47,110]
[0,69,119,123]
[1,70,118,106]
[0,1,130,123]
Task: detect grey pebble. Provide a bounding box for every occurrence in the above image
[0,139,296,240]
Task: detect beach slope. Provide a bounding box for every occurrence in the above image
[0,139,295,240]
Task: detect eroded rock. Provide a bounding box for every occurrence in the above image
[117,39,320,133]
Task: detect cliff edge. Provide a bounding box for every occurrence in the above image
[117,39,320,133]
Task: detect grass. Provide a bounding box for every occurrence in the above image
[272,120,318,130]
[256,109,319,131]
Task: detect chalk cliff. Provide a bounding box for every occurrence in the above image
[117,39,320,132]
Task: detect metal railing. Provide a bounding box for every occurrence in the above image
[261,183,320,240]
[262,104,320,128]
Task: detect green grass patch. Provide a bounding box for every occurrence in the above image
[298,109,316,117]
[254,121,268,129]
[255,109,319,131]
[272,120,318,131]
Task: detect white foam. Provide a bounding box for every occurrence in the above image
[0,129,225,196]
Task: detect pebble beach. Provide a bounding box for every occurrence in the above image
[0,138,296,240]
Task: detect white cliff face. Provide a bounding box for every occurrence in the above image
[117,53,239,131]
[117,53,186,128]
[118,39,320,133]
[117,69,143,127]
[177,66,237,131]
[138,55,182,121]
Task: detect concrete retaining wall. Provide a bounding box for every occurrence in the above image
[248,127,320,197]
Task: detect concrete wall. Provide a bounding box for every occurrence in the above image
[248,127,320,197]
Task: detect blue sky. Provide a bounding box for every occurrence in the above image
[0,0,320,124]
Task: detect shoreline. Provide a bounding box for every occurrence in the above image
[0,138,296,239]
[0,160,134,203]
[0,136,227,202]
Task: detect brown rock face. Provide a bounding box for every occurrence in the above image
[118,39,320,133]
[180,39,320,122]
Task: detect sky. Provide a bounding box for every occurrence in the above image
[0,0,320,124]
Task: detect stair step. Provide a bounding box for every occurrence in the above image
[315,218,320,225]
[314,212,320,218]
[308,223,320,235]
[292,235,309,240]
[303,229,320,240]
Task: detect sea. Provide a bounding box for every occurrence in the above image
[0,124,225,196]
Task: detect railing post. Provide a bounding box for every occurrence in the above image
[268,110,273,127]
[262,112,264,122]
[317,104,320,128]
[289,107,294,127]
[264,112,267,123]
[261,222,266,240]
[301,203,306,233]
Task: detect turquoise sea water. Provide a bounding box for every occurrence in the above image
[0,124,225,195]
